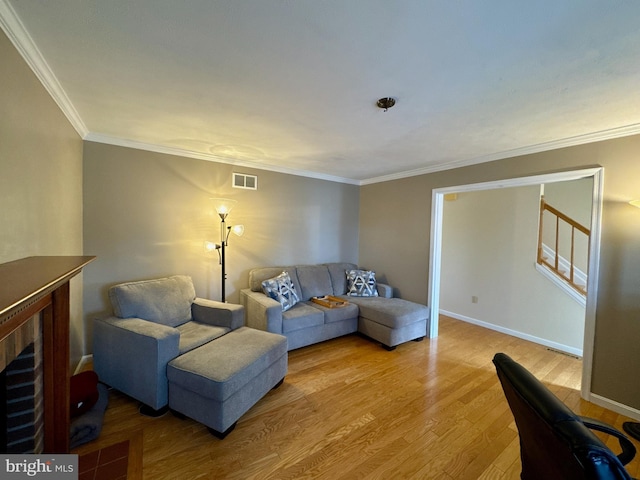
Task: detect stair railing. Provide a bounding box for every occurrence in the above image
[537,196,590,295]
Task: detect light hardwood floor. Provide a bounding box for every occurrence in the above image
[76,316,640,479]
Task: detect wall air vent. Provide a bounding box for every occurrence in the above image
[232,173,258,190]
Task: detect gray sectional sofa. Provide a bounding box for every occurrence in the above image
[240,262,429,350]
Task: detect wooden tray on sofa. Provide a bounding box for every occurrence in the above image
[311,295,349,308]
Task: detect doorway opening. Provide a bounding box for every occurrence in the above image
[428,167,604,399]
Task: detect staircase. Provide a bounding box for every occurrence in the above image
[536,196,590,306]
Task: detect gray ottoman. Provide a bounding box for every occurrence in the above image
[350,297,429,350]
[167,326,287,438]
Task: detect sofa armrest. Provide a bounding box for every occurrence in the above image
[376,282,393,298]
[239,288,283,334]
[192,298,244,330]
[92,316,180,410]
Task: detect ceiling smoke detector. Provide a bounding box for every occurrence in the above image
[376,97,396,111]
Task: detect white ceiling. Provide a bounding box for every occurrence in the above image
[2,1,640,185]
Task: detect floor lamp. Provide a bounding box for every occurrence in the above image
[206,198,244,302]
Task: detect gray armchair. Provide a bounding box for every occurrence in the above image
[93,275,244,415]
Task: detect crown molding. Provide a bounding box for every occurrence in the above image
[361,122,640,185]
[91,121,635,188]
[0,0,88,137]
[85,133,361,185]
[83,122,640,187]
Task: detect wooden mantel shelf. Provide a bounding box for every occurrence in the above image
[0,255,95,453]
[0,256,95,325]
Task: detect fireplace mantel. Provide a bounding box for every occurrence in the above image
[0,256,95,453]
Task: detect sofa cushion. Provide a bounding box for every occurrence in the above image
[282,303,324,333]
[346,269,379,297]
[296,265,333,300]
[176,321,230,354]
[325,263,358,295]
[349,297,429,329]
[109,275,195,327]
[262,271,300,312]
[304,301,359,324]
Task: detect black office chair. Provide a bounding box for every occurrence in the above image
[493,352,636,479]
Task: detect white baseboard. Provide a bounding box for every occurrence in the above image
[73,354,93,375]
[440,309,583,358]
[588,393,640,422]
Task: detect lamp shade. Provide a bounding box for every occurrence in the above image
[231,224,245,237]
[630,200,640,208]
[204,241,220,252]
[211,198,237,218]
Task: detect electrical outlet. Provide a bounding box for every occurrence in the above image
[472,296,478,304]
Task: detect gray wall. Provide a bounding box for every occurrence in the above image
[360,136,640,409]
[0,31,84,364]
[82,142,360,346]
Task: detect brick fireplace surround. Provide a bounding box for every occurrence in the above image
[0,256,94,454]
[1,324,44,453]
